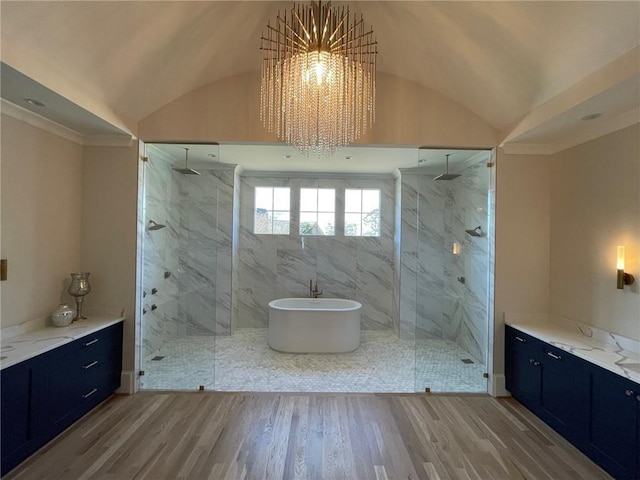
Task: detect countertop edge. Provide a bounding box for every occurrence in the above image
[1,317,125,371]
[506,321,640,385]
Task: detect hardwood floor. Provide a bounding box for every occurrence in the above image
[4,392,610,480]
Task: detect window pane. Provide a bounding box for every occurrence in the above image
[254,209,271,234]
[273,187,290,210]
[345,189,361,213]
[362,213,380,236]
[272,211,290,234]
[318,189,335,212]
[317,213,335,235]
[344,213,361,236]
[300,188,317,211]
[255,187,273,210]
[362,189,380,214]
[300,212,317,235]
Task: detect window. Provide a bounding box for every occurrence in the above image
[254,187,290,234]
[345,188,380,236]
[299,188,335,235]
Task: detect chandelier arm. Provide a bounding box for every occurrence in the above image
[267,21,309,51]
[328,8,349,42]
[329,18,365,48]
[331,25,372,50]
[293,8,313,44]
[320,3,331,46]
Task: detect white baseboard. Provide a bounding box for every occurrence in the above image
[116,370,135,395]
[489,374,511,397]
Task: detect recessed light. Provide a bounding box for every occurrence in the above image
[208,154,216,158]
[23,98,46,107]
[284,154,292,159]
[345,156,352,160]
[581,113,602,121]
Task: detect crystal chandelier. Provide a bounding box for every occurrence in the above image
[260,1,377,157]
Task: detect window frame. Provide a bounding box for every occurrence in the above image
[299,187,336,236]
[253,186,291,235]
[344,188,381,237]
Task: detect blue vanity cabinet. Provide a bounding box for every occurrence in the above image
[505,326,543,409]
[505,324,640,480]
[536,343,588,443]
[32,322,123,443]
[584,363,639,480]
[505,325,586,442]
[0,321,123,476]
[0,360,34,475]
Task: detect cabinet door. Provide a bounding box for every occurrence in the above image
[586,364,639,480]
[505,326,542,409]
[0,361,32,475]
[537,345,587,442]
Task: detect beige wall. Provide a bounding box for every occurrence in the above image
[0,114,83,327]
[139,71,497,148]
[80,145,139,374]
[550,125,640,339]
[494,149,552,375]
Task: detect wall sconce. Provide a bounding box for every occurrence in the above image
[616,246,635,289]
[452,242,461,255]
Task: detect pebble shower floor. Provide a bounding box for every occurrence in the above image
[140,329,487,393]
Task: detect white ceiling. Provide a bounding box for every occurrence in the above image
[148,143,489,175]
[1,1,638,167]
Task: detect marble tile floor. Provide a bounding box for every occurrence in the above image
[140,328,487,393]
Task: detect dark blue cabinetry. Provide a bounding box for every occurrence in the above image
[585,364,639,480]
[505,326,587,441]
[1,322,123,476]
[505,325,640,480]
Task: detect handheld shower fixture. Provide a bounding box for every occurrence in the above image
[148,220,166,231]
[465,226,482,237]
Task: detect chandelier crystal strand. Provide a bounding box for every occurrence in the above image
[260,1,377,157]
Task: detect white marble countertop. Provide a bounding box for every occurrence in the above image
[1,312,125,371]
[506,313,640,384]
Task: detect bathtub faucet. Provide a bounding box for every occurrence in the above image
[309,280,323,299]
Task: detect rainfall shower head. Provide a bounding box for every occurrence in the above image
[148,220,166,231]
[434,154,461,181]
[172,147,200,175]
[465,226,482,237]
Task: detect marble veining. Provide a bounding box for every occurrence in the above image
[398,152,491,365]
[1,313,125,370]
[506,313,640,383]
[236,176,397,330]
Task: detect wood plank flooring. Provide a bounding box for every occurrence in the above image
[4,392,611,480]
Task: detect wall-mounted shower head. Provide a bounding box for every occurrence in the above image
[465,226,482,237]
[148,220,166,231]
[172,147,200,175]
[434,154,461,181]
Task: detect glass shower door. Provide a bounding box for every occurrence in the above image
[139,143,219,391]
[413,150,491,393]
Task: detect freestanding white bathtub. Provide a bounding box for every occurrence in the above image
[268,298,362,353]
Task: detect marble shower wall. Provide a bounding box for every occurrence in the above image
[235,175,396,330]
[177,168,234,336]
[142,154,235,359]
[141,154,183,359]
[399,153,490,363]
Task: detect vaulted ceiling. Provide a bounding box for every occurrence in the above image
[1,1,639,155]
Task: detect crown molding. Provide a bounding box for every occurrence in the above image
[83,134,134,147]
[550,108,639,154]
[501,108,639,155]
[1,99,134,147]
[500,143,554,155]
[1,98,83,144]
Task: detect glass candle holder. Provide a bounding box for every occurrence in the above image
[68,272,91,321]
